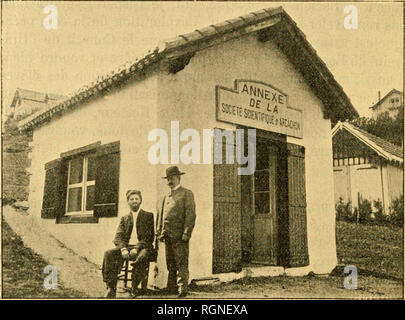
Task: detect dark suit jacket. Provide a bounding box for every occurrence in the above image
[156,186,196,240]
[113,209,154,254]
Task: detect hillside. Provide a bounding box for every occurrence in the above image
[2,117,32,204]
[2,219,85,298]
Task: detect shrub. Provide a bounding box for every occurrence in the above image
[335,198,356,222]
[336,195,404,229]
[389,195,404,228]
[373,199,388,225]
[358,198,373,224]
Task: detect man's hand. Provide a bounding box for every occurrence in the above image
[157,230,167,242]
[158,234,165,242]
[129,248,139,260]
[182,234,190,242]
[121,248,130,260]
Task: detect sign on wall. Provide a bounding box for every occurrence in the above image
[216,80,303,138]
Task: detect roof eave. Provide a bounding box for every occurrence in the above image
[262,14,358,122]
[18,51,163,132]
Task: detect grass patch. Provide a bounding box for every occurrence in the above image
[189,273,402,298]
[2,220,86,298]
[188,221,403,298]
[336,221,403,280]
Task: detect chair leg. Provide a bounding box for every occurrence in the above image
[141,266,149,290]
[123,260,129,288]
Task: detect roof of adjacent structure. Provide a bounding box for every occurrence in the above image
[11,88,65,107]
[369,89,403,110]
[19,6,358,131]
[332,121,403,163]
[10,88,66,120]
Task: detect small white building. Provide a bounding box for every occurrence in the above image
[332,121,403,214]
[19,7,358,282]
[370,89,403,120]
[10,88,66,120]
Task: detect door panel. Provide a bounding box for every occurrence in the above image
[252,143,278,265]
[213,140,242,274]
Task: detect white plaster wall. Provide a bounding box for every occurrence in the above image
[158,33,337,277]
[334,166,350,204]
[386,164,404,206]
[372,92,402,119]
[349,164,383,209]
[333,163,401,214]
[28,74,159,266]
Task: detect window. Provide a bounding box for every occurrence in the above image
[252,141,277,215]
[65,155,96,215]
[254,142,270,214]
[41,141,120,223]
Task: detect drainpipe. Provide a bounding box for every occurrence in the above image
[380,164,386,214]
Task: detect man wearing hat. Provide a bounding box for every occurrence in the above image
[102,190,154,298]
[156,166,196,298]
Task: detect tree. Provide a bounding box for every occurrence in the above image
[350,105,404,146]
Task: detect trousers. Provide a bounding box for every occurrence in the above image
[102,245,149,290]
[165,237,189,293]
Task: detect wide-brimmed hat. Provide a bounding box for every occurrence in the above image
[162,166,185,179]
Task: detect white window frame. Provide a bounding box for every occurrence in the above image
[65,156,95,215]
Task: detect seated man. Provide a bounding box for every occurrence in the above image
[102,190,154,298]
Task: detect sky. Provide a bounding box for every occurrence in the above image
[2,1,403,117]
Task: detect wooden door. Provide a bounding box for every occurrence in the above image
[251,142,278,265]
[213,139,242,274]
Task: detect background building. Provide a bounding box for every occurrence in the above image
[2,89,65,204]
[370,89,403,120]
[332,121,403,214]
[10,88,66,120]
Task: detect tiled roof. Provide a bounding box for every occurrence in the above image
[19,6,357,131]
[332,121,403,163]
[11,88,66,120]
[369,89,403,110]
[351,125,403,159]
[13,100,50,119]
[13,88,65,104]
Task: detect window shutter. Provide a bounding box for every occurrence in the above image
[93,141,120,217]
[213,139,242,274]
[286,143,309,267]
[42,159,68,219]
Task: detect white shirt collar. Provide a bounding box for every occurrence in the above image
[172,184,181,191]
[131,207,142,216]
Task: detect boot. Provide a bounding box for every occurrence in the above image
[131,287,140,298]
[105,286,116,298]
[165,271,178,294]
[105,281,117,298]
[177,286,188,298]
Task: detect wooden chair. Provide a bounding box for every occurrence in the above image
[118,259,149,292]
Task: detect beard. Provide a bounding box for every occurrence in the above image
[130,204,140,212]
